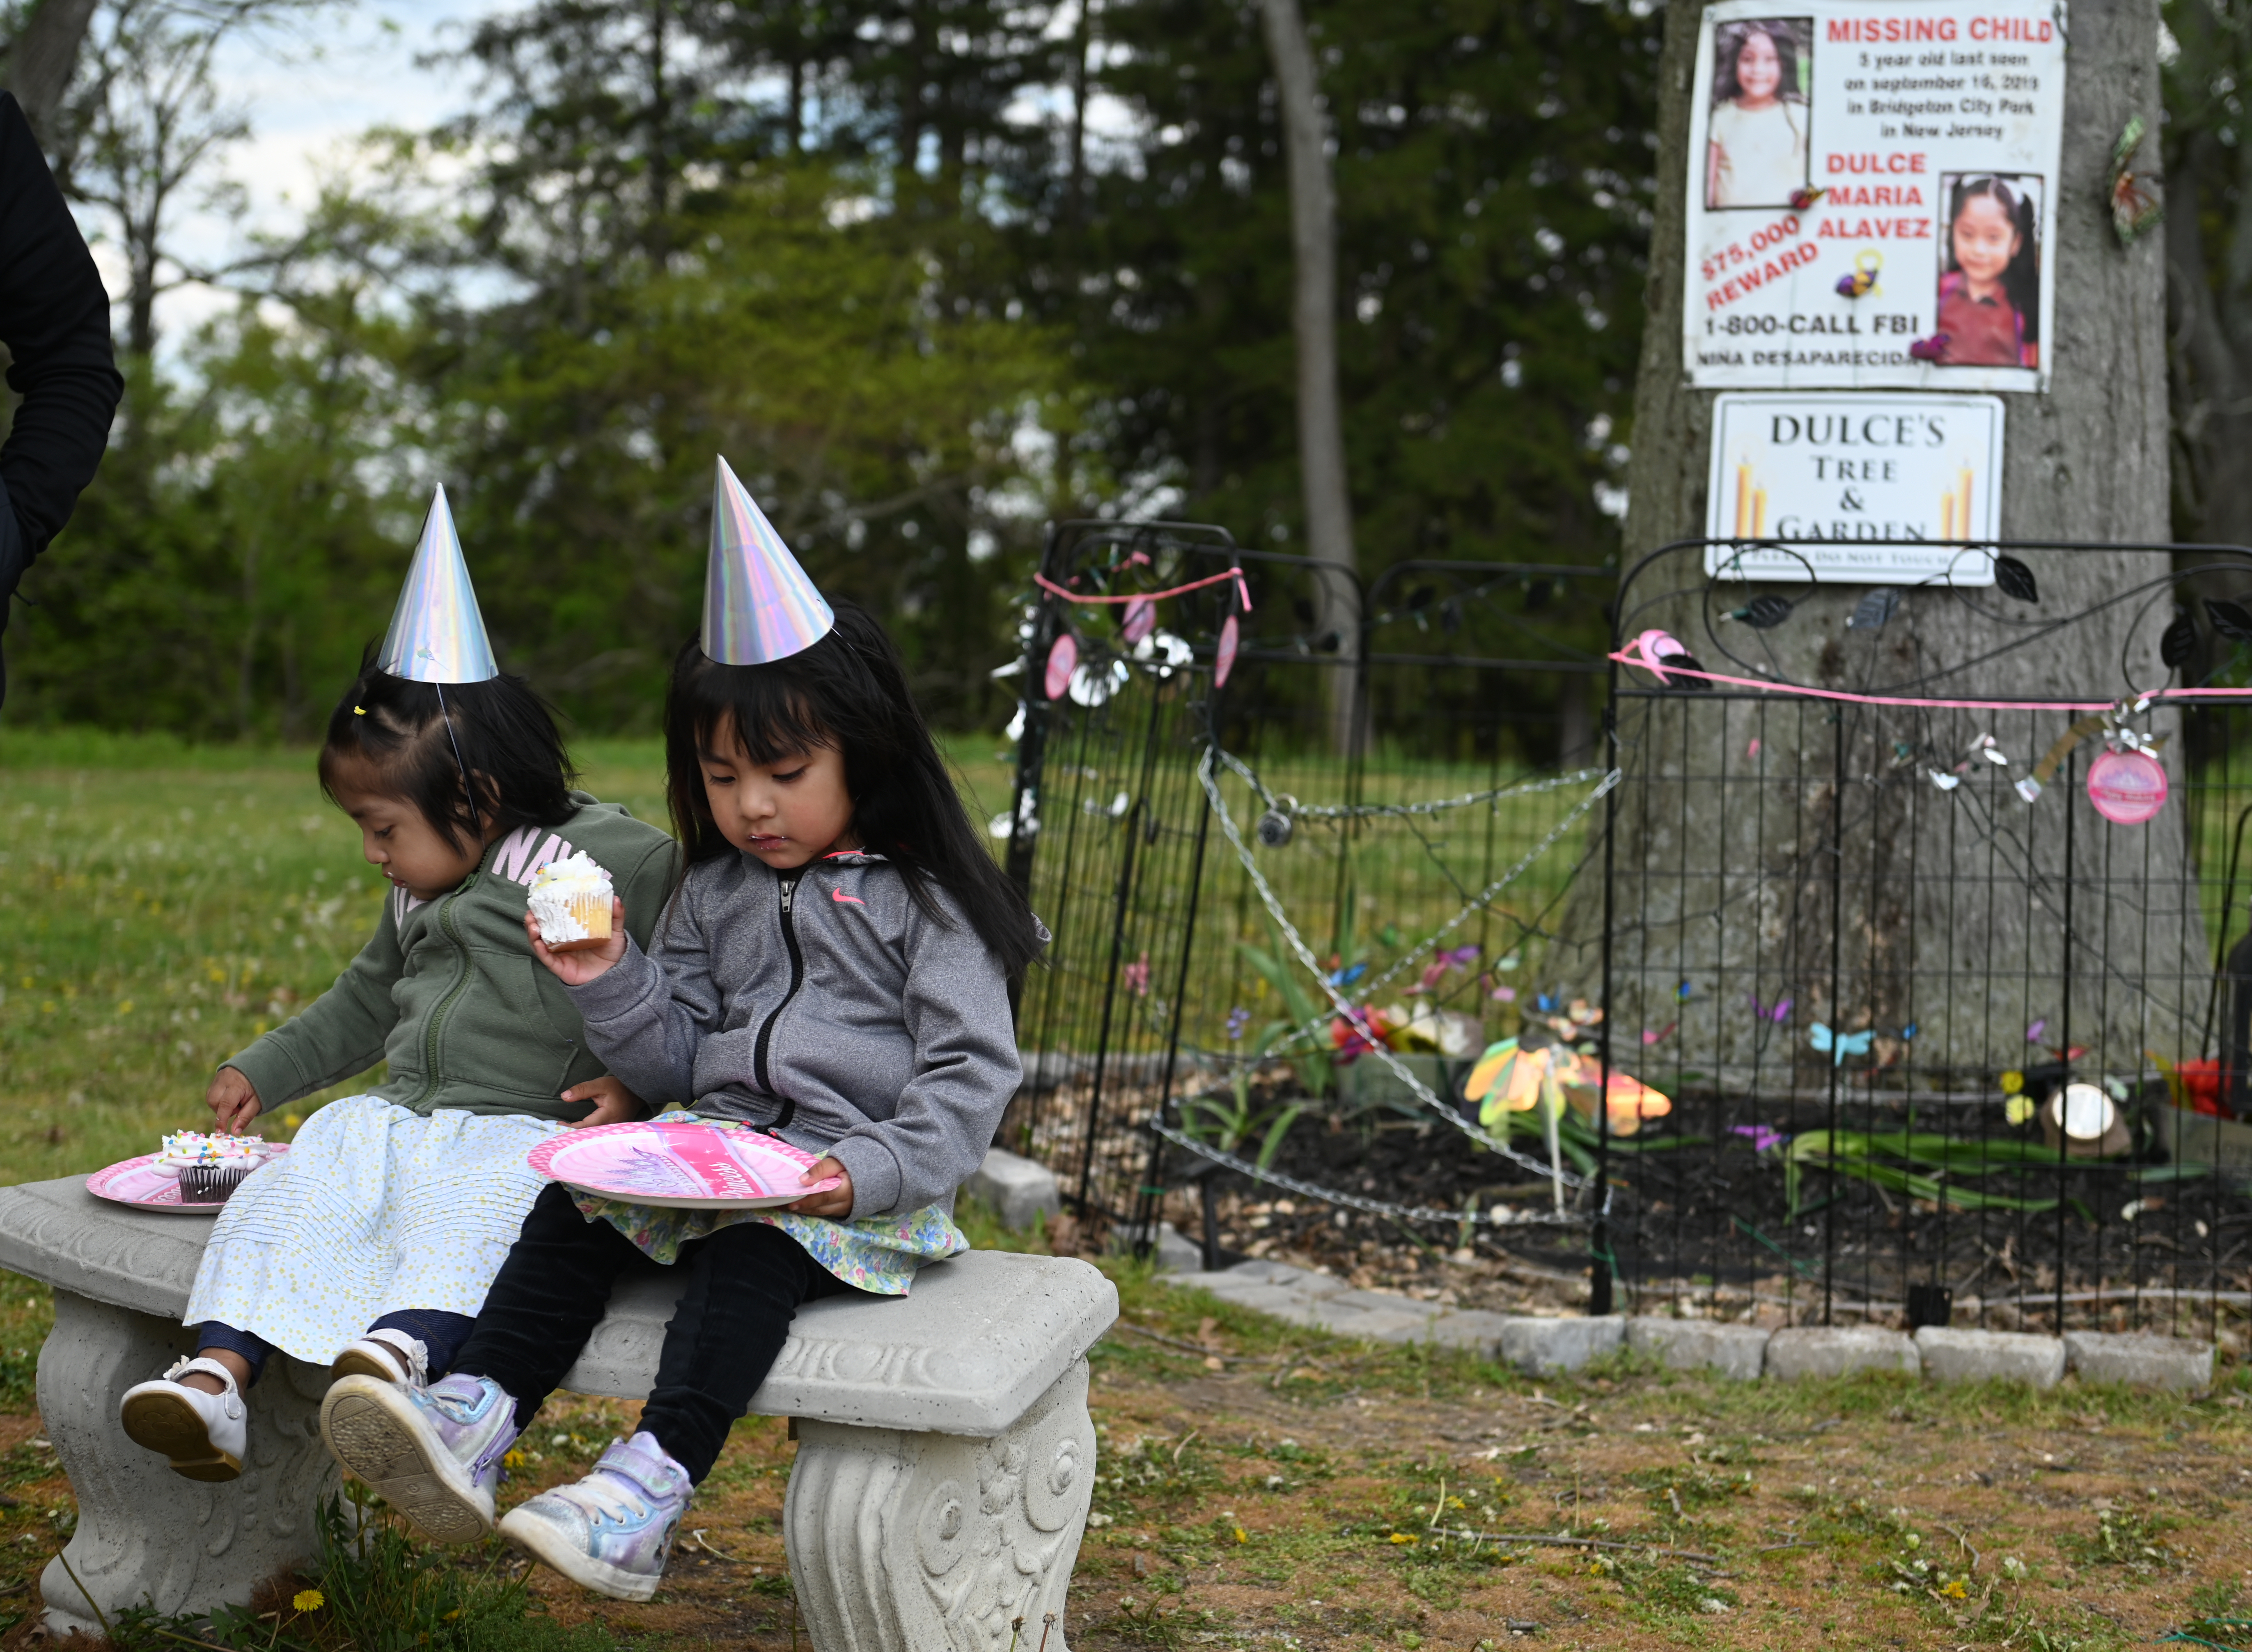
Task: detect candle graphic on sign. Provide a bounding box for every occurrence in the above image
[1939,463,1975,539]
[1734,459,1767,538]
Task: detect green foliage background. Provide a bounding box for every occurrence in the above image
[4,0,1661,739]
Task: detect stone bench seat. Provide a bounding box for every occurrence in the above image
[0,1175,1117,1648]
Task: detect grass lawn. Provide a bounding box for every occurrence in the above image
[2,733,2248,1650]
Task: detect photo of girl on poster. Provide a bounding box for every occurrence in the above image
[1933,174,2042,369]
[1705,18,1812,209]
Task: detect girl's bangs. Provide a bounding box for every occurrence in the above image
[683,661,832,767]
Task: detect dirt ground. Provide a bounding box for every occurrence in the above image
[0,1267,2247,1651]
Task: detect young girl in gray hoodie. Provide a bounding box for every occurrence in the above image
[320,599,1046,1601]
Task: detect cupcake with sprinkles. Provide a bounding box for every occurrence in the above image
[155,1132,273,1204]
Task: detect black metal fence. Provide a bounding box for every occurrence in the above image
[1000,527,2252,1342]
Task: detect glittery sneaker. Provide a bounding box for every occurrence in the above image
[498,1431,691,1602]
[320,1372,517,1544]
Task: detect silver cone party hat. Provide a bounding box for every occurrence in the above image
[377,486,498,683]
[702,457,834,665]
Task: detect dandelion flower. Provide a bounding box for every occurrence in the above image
[292,1589,324,1612]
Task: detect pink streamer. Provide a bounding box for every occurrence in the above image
[1036,567,1253,613]
[1610,638,2203,711]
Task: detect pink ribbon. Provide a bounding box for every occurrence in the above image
[1610,647,2205,712]
[1035,567,1253,613]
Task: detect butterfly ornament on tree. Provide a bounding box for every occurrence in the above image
[2110,116,2164,246]
[1809,1023,1875,1066]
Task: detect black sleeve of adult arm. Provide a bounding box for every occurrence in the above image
[0,91,121,570]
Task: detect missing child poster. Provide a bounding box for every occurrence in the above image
[1683,0,2064,392]
[1704,391,2005,582]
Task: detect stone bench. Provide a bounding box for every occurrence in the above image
[0,1175,1117,1648]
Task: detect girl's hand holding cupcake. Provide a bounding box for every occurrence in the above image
[561,1074,647,1130]
[206,1066,261,1133]
[525,897,628,984]
[787,1156,853,1218]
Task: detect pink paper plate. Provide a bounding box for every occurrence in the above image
[87,1147,290,1215]
[527,1120,842,1210]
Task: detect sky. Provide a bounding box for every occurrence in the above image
[122,0,487,344]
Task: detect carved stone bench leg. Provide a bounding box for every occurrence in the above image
[784,1357,1096,1652]
[36,1291,338,1634]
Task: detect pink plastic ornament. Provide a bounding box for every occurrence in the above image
[1121,597,1156,645]
[1215,614,1241,689]
[2086,748,2167,824]
[1043,632,1079,701]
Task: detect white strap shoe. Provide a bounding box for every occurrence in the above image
[330,1328,431,1389]
[119,1356,248,1482]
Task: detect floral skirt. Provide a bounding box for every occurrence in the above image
[569,1112,968,1295]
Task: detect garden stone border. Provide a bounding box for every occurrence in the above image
[1157,1260,2217,1394]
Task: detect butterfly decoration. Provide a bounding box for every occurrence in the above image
[1439,944,1481,968]
[2004,1093,2037,1126]
[1900,1022,1917,1042]
[1496,952,1522,973]
[1929,769,1962,792]
[2026,1019,2046,1044]
[1907,333,1951,363]
[1809,1023,1876,1066]
[1749,993,1793,1024]
[1122,952,1151,998]
[1225,1006,1250,1041]
[1408,962,1449,995]
[1969,733,2010,767]
[1676,980,1695,1002]
[2111,116,2163,246]
[1327,961,1369,989]
[1747,738,1762,759]
[1731,1123,1785,1154]
[1790,185,1829,211]
[1642,1021,1678,1046]
[1536,993,1559,1014]
[1834,249,1881,298]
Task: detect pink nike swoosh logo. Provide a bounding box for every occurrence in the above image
[832,888,865,906]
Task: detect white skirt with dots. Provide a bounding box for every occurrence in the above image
[181,1093,565,1365]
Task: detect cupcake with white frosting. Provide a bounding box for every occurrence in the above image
[528,851,615,953]
[155,1132,273,1203]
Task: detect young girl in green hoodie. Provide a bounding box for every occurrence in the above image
[116,661,677,1486]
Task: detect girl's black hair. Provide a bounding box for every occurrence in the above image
[663,601,1046,978]
[1946,175,2042,345]
[318,653,579,851]
[1713,19,1806,105]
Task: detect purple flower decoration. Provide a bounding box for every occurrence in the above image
[1908,333,1951,363]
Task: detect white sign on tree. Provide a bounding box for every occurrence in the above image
[1682,0,2065,392]
[1703,391,2003,582]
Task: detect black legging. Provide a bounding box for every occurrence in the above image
[452,1182,859,1482]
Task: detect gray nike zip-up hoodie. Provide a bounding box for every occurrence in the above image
[564,848,1022,1221]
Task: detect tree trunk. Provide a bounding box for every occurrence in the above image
[1257,0,1358,754]
[1549,0,2201,1089]
[5,0,98,147]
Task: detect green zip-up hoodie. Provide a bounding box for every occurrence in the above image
[222,794,680,1122]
